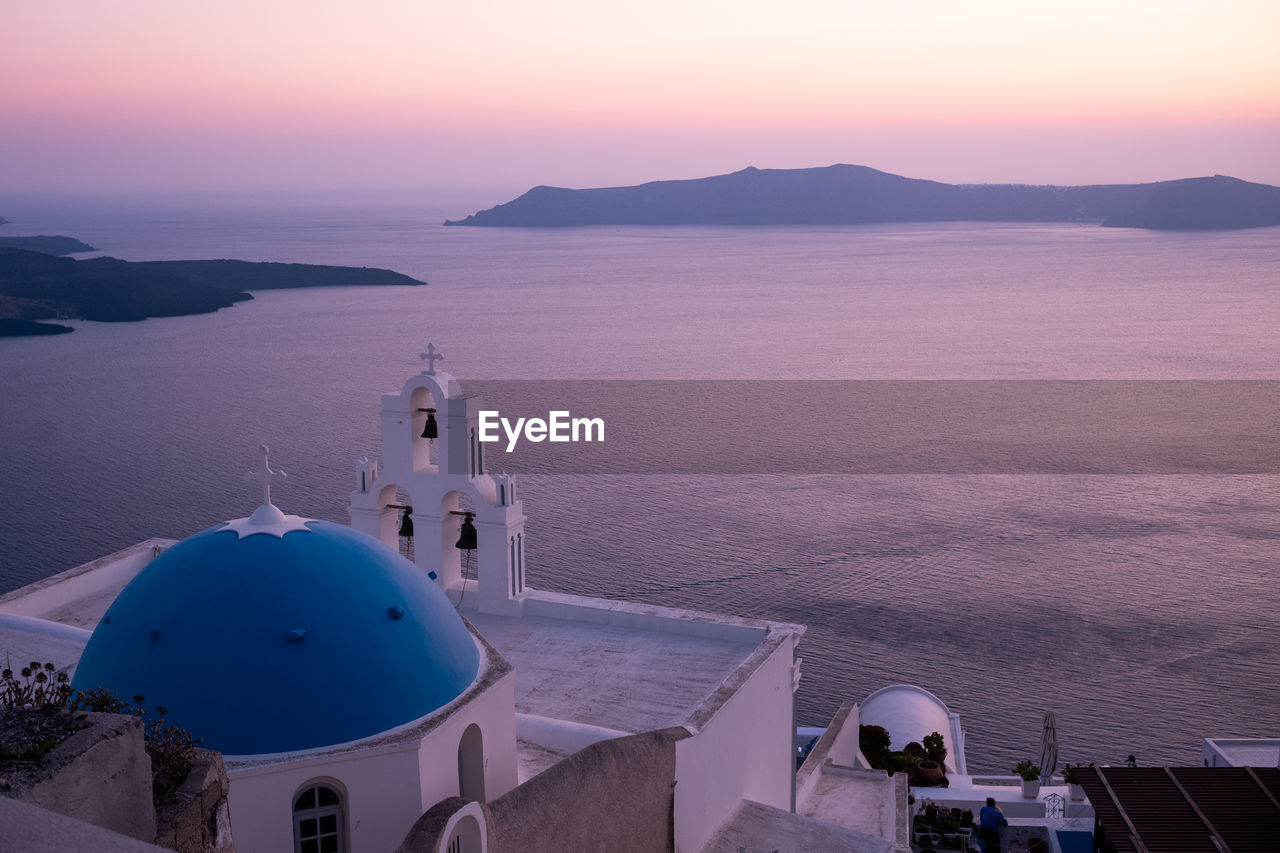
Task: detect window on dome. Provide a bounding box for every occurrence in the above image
[294,783,344,853]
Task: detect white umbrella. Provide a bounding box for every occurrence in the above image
[1038,710,1058,786]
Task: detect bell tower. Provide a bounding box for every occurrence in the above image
[349,346,528,615]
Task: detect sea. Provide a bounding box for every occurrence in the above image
[1,190,1277,773]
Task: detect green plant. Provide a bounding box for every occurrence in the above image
[76,691,201,807]
[1062,762,1092,785]
[1014,759,1041,781]
[3,670,199,808]
[923,731,947,762]
[859,724,892,762]
[889,751,922,775]
[1,662,84,762]
[67,686,128,713]
[1,662,73,709]
[139,702,200,806]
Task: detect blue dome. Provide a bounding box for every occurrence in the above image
[73,518,480,755]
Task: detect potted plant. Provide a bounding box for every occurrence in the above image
[1014,759,1041,798]
[891,750,922,779]
[923,731,948,765]
[1062,763,1089,801]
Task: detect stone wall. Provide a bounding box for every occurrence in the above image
[154,748,234,853]
[397,727,688,853]
[1,711,157,842]
[397,797,484,853]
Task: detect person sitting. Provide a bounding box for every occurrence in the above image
[978,797,1008,853]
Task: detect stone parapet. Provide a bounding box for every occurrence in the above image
[1,710,156,842]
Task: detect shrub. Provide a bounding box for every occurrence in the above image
[889,751,922,775]
[1013,759,1041,781]
[1,663,83,761]
[75,691,201,807]
[1063,762,1093,785]
[859,724,893,761]
[2,665,199,808]
[923,731,947,762]
[1,662,73,709]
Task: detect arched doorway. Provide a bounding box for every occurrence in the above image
[457,723,485,801]
[446,814,483,853]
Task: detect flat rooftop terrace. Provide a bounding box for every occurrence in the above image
[0,540,170,633]
[466,609,758,735]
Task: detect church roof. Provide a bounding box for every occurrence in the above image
[71,516,480,755]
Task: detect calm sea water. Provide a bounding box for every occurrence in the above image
[1,192,1277,772]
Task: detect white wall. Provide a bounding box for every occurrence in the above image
[1202,737,1280,768]
[227,669,517,853]
[672,632,798,853]
[228,742,424,853]
[417,669,519,809]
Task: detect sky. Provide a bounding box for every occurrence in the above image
[3,0,1278,196]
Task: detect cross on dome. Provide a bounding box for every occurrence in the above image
[226,445,310,537]
[246,444,287,508]
[420,343,444,375]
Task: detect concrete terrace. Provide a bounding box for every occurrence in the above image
[466,608,758,735]
[461,590,798,784]
[0,540,171,633]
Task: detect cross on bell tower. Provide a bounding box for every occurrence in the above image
[420,343,444,375]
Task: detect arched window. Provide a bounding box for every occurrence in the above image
[294,783,344,853]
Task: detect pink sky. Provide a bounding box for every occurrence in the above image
[3,0,1278,195]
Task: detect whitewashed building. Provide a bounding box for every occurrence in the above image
[0,352,815,853]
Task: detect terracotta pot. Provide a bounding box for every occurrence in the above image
[916,760,946,785]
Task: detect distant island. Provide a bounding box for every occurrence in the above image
[0,318,74,336]
[0,235,97,255]
[444,165,1280,230]
[0,248,426,336]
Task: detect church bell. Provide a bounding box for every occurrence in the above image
[398,506,414,538]
[455,512,477,551]
[420,408,438,440]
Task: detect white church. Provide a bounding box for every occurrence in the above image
[0,351,921,853]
